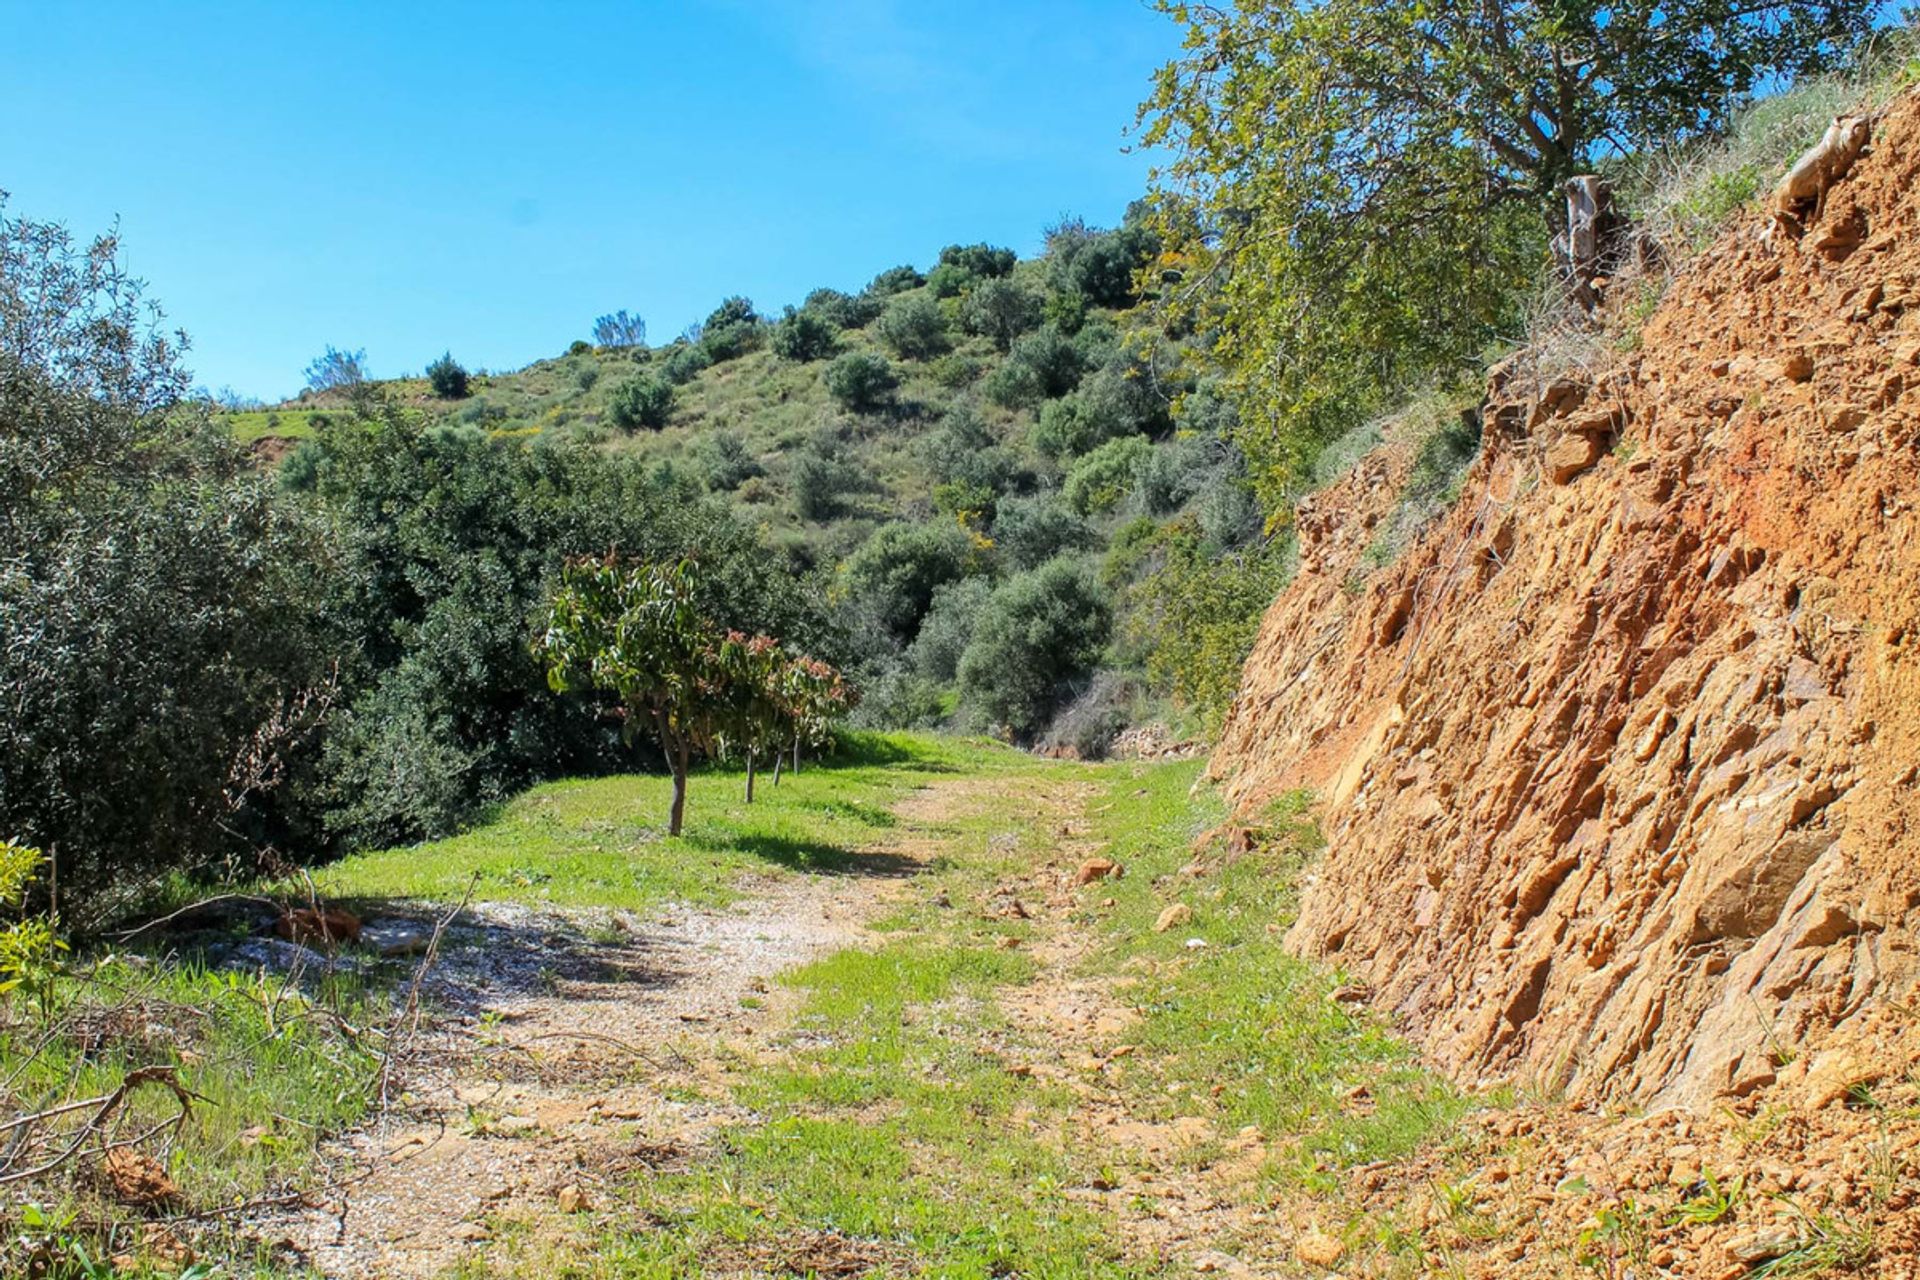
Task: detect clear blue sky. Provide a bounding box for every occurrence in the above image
[2,2,1174,400]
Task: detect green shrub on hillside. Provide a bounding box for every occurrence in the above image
[991,495,1098,572]
[804,287,885,329]
[700,319,762,363]
[608,373,674,430]
[692,429,764,491]
[791,444,863,520]
[926,262,976,299]
[961,277,1043,351]
[824,351,898,413]
[660,341,713,384]
[1063,435,1152,515]
[908,575,995,682]
[877,293,951,360]
[957,558,1111,738]
[938,242,1018,279]
[840,520,974,642]
[705,295,759,330]
[868,264,924,295]
[427,351,470,398]
[770,306,841,362]
[985,324,1086,409]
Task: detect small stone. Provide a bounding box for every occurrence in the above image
[995,935,1022,950]
[1294,1229,1345,1267]
[556,1183,592,1213]
[1727,1228,1799,1264]
[1184,937,1208,950]
[1779,352,1815,382]
[360,919,432,957]
[1549,432,1603,484]
[1153,903,1194,933]
[1074,857,1121,886]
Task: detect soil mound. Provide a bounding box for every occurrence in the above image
[1210,90,1920,1106]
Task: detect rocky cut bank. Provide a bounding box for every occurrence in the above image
[1209,89,1920,1107]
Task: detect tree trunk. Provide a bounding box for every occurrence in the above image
[746,750,756,804]
[793,735,801,775]
[772,752,783,786]
[669,744,690,836]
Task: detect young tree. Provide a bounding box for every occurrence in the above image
[716,632,791,802]
[823,351,898,413]
[536,558,735,836]
[426,352,469,398]
[769,306,840,362]
[777,654,854,778]
[1139,0,1876,503]
[593,309,648,349]
[960,278,1042,352]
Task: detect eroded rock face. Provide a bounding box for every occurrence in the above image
[1210,92,1920,1107]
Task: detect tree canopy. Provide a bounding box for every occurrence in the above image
[1139,0,1877,508]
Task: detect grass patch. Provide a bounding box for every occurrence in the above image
[310,731,1018,912]
[1084,768,1470,1189]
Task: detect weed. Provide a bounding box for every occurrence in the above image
[1670,1167,1745,1225]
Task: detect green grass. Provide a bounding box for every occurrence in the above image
[460,753,1468,1277]
[0,956,377,1264]
[309,732,1025,912]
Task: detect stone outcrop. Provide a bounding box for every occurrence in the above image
[1209,91,1920,1107]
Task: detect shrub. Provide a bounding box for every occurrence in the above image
[705,295,759,330]
[804,287,884,329]
[929,353,985,387]
[867,264,924,295]
[568,339,593,356]
[938,242,1017,278]
[700,319,761,363]
[876,294,951,360]
[957,558,1111,739]
[840,520,973,642]
[981,360,1043,410]
[769,306,841,362]
[925,262,975,299]
[304,344,366,393]
[575,363,600,392]
[791,446,862,520]
[427,352,470,399]
[1047,223,1156,309]
[960,278,1042,351]
[1038,670,1140,760]
[990,495,1097,572]
[608,374,674,430]
[1138,434,1222,515]
[692,429,764,491]
[1008,324,1088,398]
[1043,289,1089,334]
[1063,435,1152,515]
[660,341,713,384]
[824,351,898,413]
[908,575,996,682]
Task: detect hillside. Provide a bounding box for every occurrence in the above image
[1207,57,1920,1168]
[235,225,1280,748]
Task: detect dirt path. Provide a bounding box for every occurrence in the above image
[270,838,924,1277]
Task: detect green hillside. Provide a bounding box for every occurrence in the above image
[238,222,1295,750]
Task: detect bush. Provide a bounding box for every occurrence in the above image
[0,202,339,908]
[593,310,648,349]
[839,520,973,642]
[925,262,975,299]
[568,339,593,356]
[960,278,1042,351]
[990,495,1097,572]
[929,353,985,387]
[574,363,601,392]
[876,293,951,360]
[700,318,761,363]
[427,352,470,399]
[1038,670,1140,760]
[867,264,924,295]
[1062,435,1152,515]
[938,242,1017,278]
[919,406,1025,498]
[1009,324,1088,398]
[705,295,759,330]
[660,341,713,384]
[981,359,1043,410]
[908,575,995,682]
[770,306,841,362]
[1035,367,1168,457]
[824,351,899,413]
[1045,221,1156,309]
[805,287,885,329]
[791,446,862,520]
[692,429,764,491]
[1138,434,1222,515]
[957,558,1111,739]
[608,374,674,430]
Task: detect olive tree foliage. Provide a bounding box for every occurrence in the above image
[956,558,1112,740]
[0,200,337,910]
[1138,0,1875,510]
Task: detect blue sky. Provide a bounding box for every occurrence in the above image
[2,2,1174,399]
